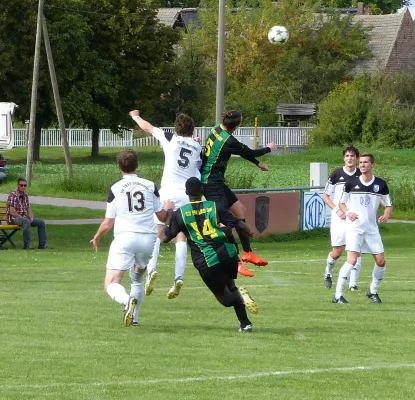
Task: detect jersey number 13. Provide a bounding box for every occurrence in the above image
[126,191,145,212]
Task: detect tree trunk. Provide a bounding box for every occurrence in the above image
[91,124,100,157]
[33,116,43,162]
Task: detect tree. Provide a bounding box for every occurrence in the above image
[177,0,369,125]
[322,0,410,14]
[0,0,181,158]
[311,73,415,148]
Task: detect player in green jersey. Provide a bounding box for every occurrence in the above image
[200,110,276,277]
[160,177,259,332]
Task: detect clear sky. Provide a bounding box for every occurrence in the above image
[402,1,415,18]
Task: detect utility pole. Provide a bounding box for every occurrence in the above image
[26,0,44,186]
[215,0,226,124]
[42,14,73,177]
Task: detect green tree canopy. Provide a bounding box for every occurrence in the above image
[176,0,369,125]
[0,0,180,157]
[311,73,415,148]
[322,0,410,14]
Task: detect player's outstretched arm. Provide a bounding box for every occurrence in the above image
[90,217,115,253]
[129,110,154,134]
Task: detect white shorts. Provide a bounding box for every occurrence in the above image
[106,232,157,271]
[154,188,190,225]
[345,230,384,255]
[330,221,346,247]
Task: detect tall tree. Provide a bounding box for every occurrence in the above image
[0,0,180,158]
[322,0,410,14]
[177,0,370,125]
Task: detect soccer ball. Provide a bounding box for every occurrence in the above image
[268,26,289,45]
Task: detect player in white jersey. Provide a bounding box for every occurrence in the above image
[90,150,174,327]
[322,146,362,291]
[129,110,202,299]
[332,153,392,304]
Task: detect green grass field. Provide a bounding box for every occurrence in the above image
[29,205,104,220]
[1,223,414,399]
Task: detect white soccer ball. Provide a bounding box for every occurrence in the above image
[268,25,289,45]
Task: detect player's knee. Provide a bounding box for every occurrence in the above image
[377,259,386,268]
[218,291,240,307]
[218,297,234,307]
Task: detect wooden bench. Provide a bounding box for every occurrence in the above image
[0,201,21,248]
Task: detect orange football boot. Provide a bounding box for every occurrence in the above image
[241,251,268,267]
[238,261,255,277]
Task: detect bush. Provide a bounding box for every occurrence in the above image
[311,73,415,149]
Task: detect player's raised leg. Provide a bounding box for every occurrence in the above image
[199,259,255,332]
[231,200,267,267]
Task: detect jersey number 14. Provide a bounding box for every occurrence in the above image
[190,219,218,240]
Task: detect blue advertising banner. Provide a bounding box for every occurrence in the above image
[302,191,331,230]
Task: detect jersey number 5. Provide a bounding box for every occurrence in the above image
[204,138,214,156]
[178,147,192,169]
[126,191,145,212]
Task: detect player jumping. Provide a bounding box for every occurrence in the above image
[129,110,201,299]
[200,110,276,277]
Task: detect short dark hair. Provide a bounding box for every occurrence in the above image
[117,149,138,173]
[174,114,195,137]
[222,110,242,131]
[17,177,27,185]
[360,153,375,163]
[185,177,203,197]
[343,145,360,158]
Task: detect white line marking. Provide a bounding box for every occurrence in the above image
[2,363,415,390]
[267,256,411,264]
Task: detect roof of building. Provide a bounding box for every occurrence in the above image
[276,104,317,116]
[156,8,200,30]
[157,8,183,27]
[352,12,408,74]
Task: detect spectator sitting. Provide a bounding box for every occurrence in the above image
[6,178,47,249]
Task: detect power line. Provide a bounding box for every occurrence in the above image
[0,28,25,50]
[44,4,116,17]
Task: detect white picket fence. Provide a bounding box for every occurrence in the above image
[12,128,134,147]
[12,127,312,148]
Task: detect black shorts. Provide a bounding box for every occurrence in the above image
[198,257,239,296]
[203,183,238,209]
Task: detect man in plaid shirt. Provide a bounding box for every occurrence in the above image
[6,178,47,249]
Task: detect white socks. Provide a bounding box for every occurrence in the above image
[325,253,338,277]
[130,267,145,324]
[107,282,129,306]
[370,264,386,294]
[175,242,187,281]
[349,256,361,288]
[147,237,161,275]
[335,262,353,299]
